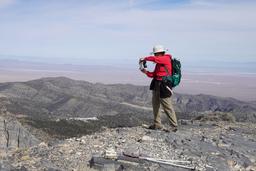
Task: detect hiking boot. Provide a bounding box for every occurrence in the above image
[168,126,178,132]
[148,124,164,130]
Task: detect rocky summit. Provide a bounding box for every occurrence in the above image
[1,120,256,171]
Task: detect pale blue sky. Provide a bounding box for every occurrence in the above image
[0,0,256,66]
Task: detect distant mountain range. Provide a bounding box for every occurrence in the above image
[0,77,255,123]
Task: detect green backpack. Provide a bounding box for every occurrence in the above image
[162,58,182,88]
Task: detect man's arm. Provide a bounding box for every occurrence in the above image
[144,54,171,64]
[140,69,154,78]
[145,71,154,78]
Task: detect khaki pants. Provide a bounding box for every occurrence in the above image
[152,82,178,127]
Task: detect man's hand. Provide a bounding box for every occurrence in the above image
[139,58,145,64]
[140,68,147,74]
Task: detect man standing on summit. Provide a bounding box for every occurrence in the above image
[140,45,178,132]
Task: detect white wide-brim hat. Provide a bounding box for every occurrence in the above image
[151,45,168,54]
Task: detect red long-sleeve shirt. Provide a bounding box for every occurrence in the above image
[144,54,172,80]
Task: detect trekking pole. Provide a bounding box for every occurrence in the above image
[140,157,195,170]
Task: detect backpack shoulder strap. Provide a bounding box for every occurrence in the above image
[163,65,171,76]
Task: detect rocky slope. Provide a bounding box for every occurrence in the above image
[1,120,255,171]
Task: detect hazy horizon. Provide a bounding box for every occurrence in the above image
[1,55,256,74]
[0,58,256,102]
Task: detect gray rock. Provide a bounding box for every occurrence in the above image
[0,113,40,151]
[141,135,154,142]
